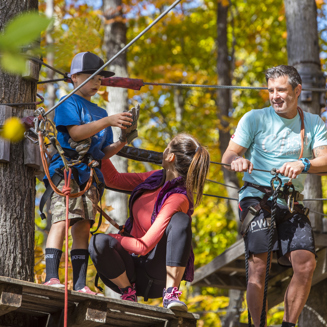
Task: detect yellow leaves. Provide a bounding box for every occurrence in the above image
[259,89,269,103]
[0,117,26,142]
[97,88,109,102]
[219,0,230,7]
[316,0,325,9]
[282,31,287,39]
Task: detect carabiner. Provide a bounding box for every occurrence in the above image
[270,174,282,192]
[287,194,295,213]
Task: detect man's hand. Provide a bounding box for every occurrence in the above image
[108,112,133,129]
[277,161,305,179]
[230,157,254,174]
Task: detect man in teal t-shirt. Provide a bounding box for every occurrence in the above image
[222,65,327,327]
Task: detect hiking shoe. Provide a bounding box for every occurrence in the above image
[43,278,65,288]
[120,284,137,302]
[77,286,104,297]
[163,287,187,311]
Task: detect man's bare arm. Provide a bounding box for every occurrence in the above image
[277,145,327,178]
[310,145,327,174]
[222,140,253,173]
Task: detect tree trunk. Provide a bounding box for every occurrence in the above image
[0,0,37,283]
[217,3,243,326]
[284,1,325,326]
[44,0,56,247]
[0,0,38,325]
[102,0,129,299]
[285,0,324,232]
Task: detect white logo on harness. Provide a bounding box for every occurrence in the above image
[72,255,86,260]
[250,217,276,233]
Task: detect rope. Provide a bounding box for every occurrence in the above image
[1,93,44,106]
[27,56,67,77]
[62,168,72,327]
[244,243,252,327]
[206,179,239,190]
[210,161,272,173]
[38,131,93,198]
[259,174,282,327]
[38,78,68,84]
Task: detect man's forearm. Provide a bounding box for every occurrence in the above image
[308,155,327,174]
[103,140,127,159]
[222,149,242,165]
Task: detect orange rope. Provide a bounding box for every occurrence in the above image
[297,106,305,160]
[38,131,93,197]
[62,169,72,327]
[284,107,305,187]
[38,131,96,326]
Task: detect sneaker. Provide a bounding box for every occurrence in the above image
[120,284,137,302]
[163,287,187,311]
[77,286,104,297]
[43,278,65,288]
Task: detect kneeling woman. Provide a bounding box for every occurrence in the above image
[89,134,209,311]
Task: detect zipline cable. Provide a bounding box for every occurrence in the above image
[206,179,239,190]
[44,0,183,118]
[144,81,327,92]
[27,56,67,77]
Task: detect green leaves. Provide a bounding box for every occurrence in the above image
[0,12,52,74]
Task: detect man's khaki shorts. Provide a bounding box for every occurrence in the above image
[50,179,99,226]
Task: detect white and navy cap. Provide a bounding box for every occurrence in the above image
[68,52,115,78]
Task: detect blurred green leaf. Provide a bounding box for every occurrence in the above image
[0,12,51,50]
[0,51,26,73]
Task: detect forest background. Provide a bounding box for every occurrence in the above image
[1,0,327,326]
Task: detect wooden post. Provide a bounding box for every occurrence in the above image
[23,109,43,176]
[68,300,107,326]
[22,59,40,82]
[0,105,12,163]
[0,284,22,316]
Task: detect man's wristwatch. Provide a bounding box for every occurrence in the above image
[300,158,311,172]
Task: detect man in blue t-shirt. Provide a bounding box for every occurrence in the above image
[222,65,327,327]
[43,52,135,295]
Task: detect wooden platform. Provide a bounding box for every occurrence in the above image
[0,276,199,327]
[192,232,327,308]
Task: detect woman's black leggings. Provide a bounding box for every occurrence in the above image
[89,212,192,299]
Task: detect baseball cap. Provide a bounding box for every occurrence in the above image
[68,52,115,78]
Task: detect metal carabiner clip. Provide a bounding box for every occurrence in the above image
[270,175,282,192]
[287,194,295,213]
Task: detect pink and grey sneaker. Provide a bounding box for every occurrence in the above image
[43,278,65,288]
[77,286,104,297]
[163,287,187,311]
[119,284,137,302]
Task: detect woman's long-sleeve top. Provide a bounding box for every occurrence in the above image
[101,159,189,256]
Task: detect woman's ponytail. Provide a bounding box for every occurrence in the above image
[169,134,210,207]
[186,146,210,207]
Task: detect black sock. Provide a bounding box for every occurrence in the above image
[281,322,295,327]
[45,248,62,282]
[71,249,89,291]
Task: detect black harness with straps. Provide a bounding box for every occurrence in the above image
[240,180,309,237]
[39,148,104,223]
